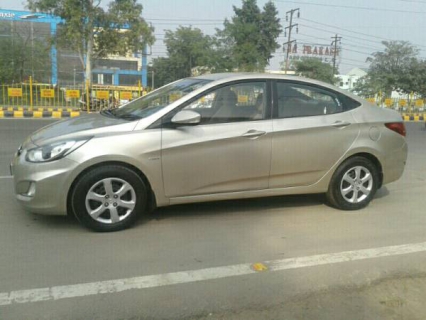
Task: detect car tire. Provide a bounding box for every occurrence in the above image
[326,156,379,210]
[70,165,147,232]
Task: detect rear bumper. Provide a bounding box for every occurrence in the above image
[382,141,408,185]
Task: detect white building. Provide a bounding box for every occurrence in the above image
[337,68,367,91]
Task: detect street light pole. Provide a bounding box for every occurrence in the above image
[151,69,155,90]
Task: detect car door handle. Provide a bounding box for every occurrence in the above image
[332,121,351,128]
[242,130,267,139]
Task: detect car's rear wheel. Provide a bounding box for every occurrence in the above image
[71,165,147,232]
[327,156,379,210]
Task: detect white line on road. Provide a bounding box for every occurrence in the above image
[0,176,12,179]
[1,241,426,306]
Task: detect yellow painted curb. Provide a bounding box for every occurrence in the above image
[7,107,13,112]
[13,111,23,118]
[52,111,62,118]
[70,111,80,118]
[33,111,43,118]
[403,115,410,121]
[0,111,4,118]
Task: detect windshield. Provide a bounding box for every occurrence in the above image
[109,78,211,120]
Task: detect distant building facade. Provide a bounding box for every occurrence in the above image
[0,9,148,86]
[337,68,368,91]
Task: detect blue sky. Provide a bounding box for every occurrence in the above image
[3,0,426,73]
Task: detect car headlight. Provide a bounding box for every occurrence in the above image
[25,138,91,163]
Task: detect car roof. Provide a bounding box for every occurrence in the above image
[193,72,336,89]
[194,72,295,81]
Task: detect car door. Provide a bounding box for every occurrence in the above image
[161,80,273,198]
[270,80,360,189]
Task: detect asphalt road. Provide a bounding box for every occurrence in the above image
[0,119,426,320]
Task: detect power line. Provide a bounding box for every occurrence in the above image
[395,0,426,3]
[272,0,426,14]
[340,40,384,52]
[299,17,390,41]
[299,24,386,45]
[298,32,335,43]
[147,22,222,26]
[298,19,426,50]
[341,47,374,56]
[146,18,223,22]
[299,17,426,50]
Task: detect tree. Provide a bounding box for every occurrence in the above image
[209,28,236,72]
[259,2,282,63]
[148,26,218,88]
[148,57,176,88]
[164,26,213,79]
[27,0,155,86]
[399,57,426,98]
[219,0,281,71]
[355,41,419,96]
[294,58,337,84]
[351,75,382,97]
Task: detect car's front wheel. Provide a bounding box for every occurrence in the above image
[70,165,147,232]
[326,156,379,210]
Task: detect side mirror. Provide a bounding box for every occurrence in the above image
[171,110,201,125]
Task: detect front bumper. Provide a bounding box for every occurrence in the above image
[11,151,79,215]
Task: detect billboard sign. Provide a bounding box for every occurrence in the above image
[287,43,341,65]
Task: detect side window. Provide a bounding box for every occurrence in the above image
[276,82,343,119]
[183,81,267,124]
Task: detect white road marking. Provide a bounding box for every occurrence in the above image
[1,241,426,306]
[0,176,13,179]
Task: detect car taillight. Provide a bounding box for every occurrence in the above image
[385,122,406,137]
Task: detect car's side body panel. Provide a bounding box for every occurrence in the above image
[161,120,273,197]
[270,111,360,188]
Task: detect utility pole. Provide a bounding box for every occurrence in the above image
[283,8,300,74]
[151,69,155,89]
[331,34,342,76]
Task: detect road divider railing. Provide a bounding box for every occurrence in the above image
[1,78,148,113]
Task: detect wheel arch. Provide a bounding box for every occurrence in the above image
[343,152,383,189]
[67,161,157,216]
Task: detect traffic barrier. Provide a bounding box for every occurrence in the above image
[0,110,80,118]
[401,113,425,122]
[1,106,78,112]
[1,78,148,112]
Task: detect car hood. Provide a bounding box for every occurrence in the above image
[30,113,138,146]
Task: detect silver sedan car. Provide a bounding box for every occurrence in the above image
[11,73,407,231]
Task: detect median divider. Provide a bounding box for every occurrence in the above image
[402,113,425,122]
[0,107,80,119]
[0,109,424,121]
